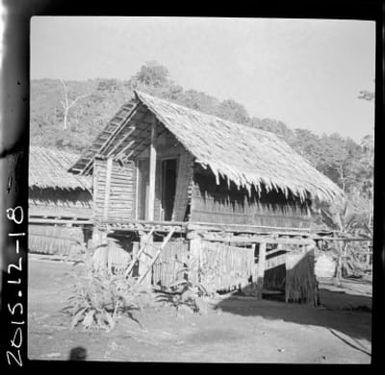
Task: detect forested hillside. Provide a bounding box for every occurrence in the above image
[30,62,374,227]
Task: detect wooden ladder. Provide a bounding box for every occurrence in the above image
[125,227,177,286]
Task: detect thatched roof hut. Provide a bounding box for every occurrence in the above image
[70,91,343,229]
[29,146,92,219]
[69,92,342,301]
[29,146,93,257]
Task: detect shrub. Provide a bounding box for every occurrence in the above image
[154,262,209,314]
[63,251,143,331]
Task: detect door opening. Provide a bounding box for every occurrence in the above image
[161,159,178,221]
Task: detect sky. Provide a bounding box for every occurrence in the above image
[31,17,376,142]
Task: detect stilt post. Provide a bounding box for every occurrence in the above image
[256,241,267,299]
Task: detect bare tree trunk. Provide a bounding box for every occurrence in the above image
[60,79,89,130]
[63,108,68,130]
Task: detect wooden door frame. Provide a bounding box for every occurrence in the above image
[135,156,179,221]
[135,157,149,221]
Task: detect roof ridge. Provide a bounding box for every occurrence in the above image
[134,90,279,140]
[134,90,344,203]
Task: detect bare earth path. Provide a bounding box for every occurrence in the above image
[28,256,372,364]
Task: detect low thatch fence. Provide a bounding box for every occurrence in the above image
[151,239,190,286]
[87,232,319,305]
[28,224,87,257]
[199,242,255,294]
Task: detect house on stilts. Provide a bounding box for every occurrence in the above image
[29,146,93,256]
[69,91,344,303]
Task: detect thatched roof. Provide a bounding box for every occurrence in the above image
[30,146,92,191]
[70,90,343,203]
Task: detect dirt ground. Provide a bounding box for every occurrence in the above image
[27,255,372,364]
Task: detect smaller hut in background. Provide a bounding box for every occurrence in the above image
[29,146,93,256]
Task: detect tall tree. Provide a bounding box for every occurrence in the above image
[216,99,250,124]
[318,134,364,195]
[132,61,169,88]
[291,128,323,167]
[178,89,219,116]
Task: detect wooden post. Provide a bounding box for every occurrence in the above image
[256,241,267,299]
[334,238,343,287]
[138,231,153,287]
[92,230,109,274]
[147,118,157,221]
[125,228,155,277]
[252,243,258,285]
[103,157,113,221]
[188,232,201,284]
[137,228,176,286]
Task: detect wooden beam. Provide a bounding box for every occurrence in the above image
[81,105,138,175]
[187,221,311,235]
[103,157,113,221]
[28,218,92,225]
[97,104,139,157]
[92,158,99,220]
[115,139,136,160]
[201,233,314,246]
[314,236,372,242]
[256,241,267,299]
[118,150,136,164]
[137,231,154,286]
[136,227,176,285]
[124,228,155,277]
[147,118,157,221]
[107,126,136,158]
[189,235,202,284]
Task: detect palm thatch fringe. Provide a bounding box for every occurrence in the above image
[70,90,343,203]
[134,91,343,203]
[199,241,255,294]
[285,249,319,306]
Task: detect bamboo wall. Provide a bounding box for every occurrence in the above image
[190,165,312,228]
[93,158,136,221]
[199,241,255,294]
[151,238,190,286]
[137,238,254,293]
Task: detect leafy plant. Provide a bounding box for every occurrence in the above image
[318,199,373,282]
[63,252,143,331]
[154,261,209,314]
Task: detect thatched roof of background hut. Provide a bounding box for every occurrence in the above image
[29,146,92,191]
[70,91,343,203]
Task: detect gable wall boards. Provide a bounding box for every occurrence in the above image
[93,158,136,222]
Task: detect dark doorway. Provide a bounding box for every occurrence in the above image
[161,159,178,221]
